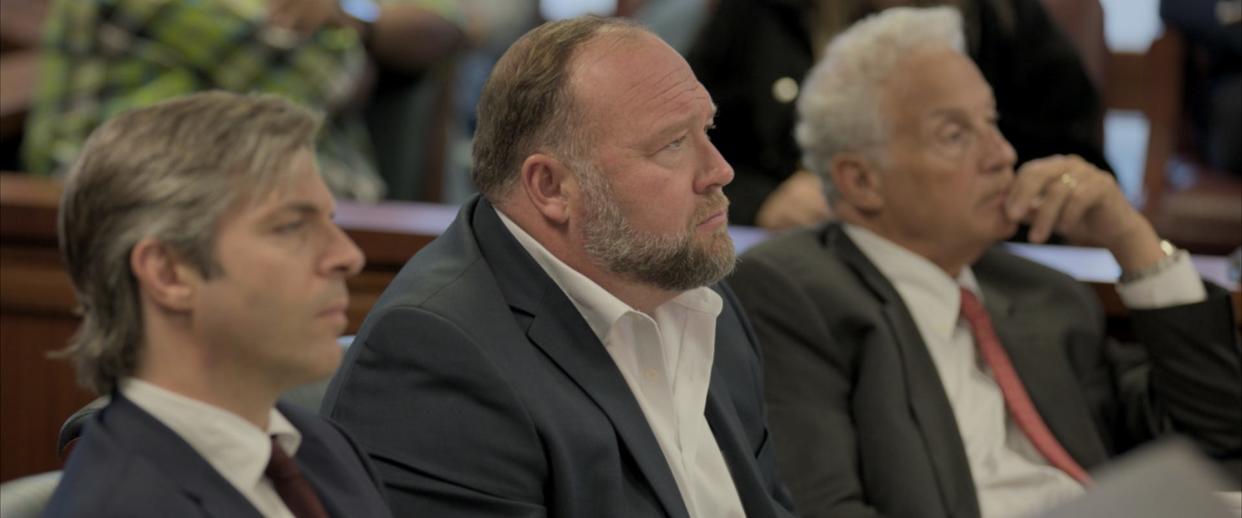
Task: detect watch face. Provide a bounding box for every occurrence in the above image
[341,0,380,22]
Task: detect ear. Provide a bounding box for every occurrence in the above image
[518,152,576,225]
[829,152,885,213]
[129,238,200,313]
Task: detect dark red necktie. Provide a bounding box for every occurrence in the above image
[959,288,1093,486]
[265,437,330,518]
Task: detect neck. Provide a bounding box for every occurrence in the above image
[137,317,279,430]
[842,211,985,278]
[498,202,679,315]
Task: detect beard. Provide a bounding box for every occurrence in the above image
[575,162,736,292]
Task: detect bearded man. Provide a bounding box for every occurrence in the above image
[320,16,798,518]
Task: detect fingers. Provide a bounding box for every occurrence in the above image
[1008,154,1122,244]
[1026,172,1075,243]
[1006,155,1068,221]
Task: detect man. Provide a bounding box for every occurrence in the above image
[728,7,1241,518]
[45,92,392,518]
[23,0,472,201]
[322,16,797,518]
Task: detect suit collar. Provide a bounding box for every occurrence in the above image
[105,394,264,518]
[827,224,1108,489]
[469,197,693,518]
[822,223,983,517]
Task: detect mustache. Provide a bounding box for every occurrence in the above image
[695,192,730,221]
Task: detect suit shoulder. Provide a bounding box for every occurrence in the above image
[741,227,825,264]
[48,439,202,517]
[978,247,1094,295]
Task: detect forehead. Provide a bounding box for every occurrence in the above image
[568,32,711,133]
[228,149,327,220]
[882,47,993,123]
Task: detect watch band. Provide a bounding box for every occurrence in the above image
[1119,239,1184,283]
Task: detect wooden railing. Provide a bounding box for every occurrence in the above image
[2,172,1238,482]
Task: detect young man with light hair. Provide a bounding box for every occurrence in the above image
[46,91,392,518]
[729,6,1241,518]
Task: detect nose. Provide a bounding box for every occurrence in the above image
[695,137,735,194]
[324,223,365,277]
[983,124,1017,174]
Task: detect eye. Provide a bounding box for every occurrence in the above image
[667,134,688,150]
[938,122,967,144]
[274,219,306,234]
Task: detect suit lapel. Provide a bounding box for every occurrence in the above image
[109,395,264,518]
[977,264,1110,467]
[471,199,691,518]
[825,225,981,517]
[704,369,778,518]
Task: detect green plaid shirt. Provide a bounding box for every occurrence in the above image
[22,0,434,201]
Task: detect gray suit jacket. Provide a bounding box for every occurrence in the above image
[728,223,1241,518]
[321,196,797,517]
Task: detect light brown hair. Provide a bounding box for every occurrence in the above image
[58,91,322,394]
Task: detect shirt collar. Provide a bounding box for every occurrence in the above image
[495,210,721,341]
[120,379,301,495]
[843,224,983,341]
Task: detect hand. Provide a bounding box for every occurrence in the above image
[1005,154,1164,270]
[267,0,353,36]
[755,171,833,231]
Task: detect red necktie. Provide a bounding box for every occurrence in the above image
[959,288,1093,486]
[266,437,330,518]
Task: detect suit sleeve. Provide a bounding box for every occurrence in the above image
[728,254,889,518]
[323,306,549,517]
[1119,284,1242,473]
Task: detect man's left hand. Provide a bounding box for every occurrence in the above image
[1006,154,1165,271]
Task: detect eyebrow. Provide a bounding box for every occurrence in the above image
[263,201,326,222]
[647,103,719,145]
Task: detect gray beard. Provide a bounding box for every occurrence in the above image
[576,165,736,292]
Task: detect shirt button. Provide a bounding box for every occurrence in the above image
[644,369,659,381]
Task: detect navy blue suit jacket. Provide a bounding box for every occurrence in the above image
[44,394,393,518]
[322,196,797,517]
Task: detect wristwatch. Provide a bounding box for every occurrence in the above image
[1119,239,1185,283]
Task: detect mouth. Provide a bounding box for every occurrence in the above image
[698,209,728,229]
[318,298,350,322]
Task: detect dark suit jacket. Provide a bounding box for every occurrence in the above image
[687,0,1109,225]
[44,394,393,518]
[728,223,1242,518]
[321,196,797,517]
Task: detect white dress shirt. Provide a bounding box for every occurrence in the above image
[843,225,1205,517]
[121,379,300,518]
[498,211,746,518]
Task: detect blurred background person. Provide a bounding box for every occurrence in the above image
[22,0,475,202]
[1161,0,1242,177]
[688,0,1109,230]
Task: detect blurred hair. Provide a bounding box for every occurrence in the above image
[796,6,965,201]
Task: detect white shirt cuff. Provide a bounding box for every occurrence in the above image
[1116,253,1207,309]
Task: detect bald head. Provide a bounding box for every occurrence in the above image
[471,16,647,203]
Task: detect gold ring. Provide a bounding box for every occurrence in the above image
[1059,173,1078,189]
